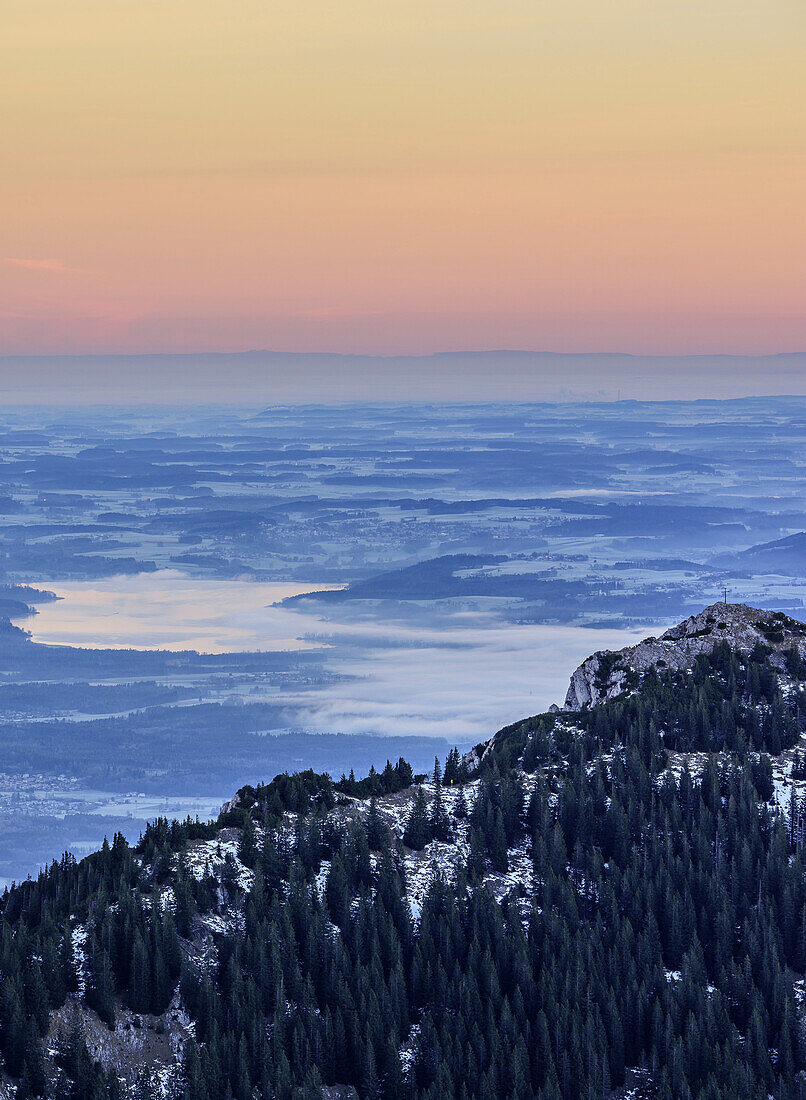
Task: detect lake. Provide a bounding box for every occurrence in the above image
[28,572,341,652]
[27,570,651,739]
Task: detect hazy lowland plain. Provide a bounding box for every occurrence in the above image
[1,395,806,881]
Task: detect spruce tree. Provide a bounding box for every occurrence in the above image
[403,788,431,851]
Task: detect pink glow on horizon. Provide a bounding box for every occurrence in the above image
[2,1,804,356]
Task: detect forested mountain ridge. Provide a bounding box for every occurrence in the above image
[3,605,806,1099]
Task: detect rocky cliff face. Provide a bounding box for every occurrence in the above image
[564,602,806,710]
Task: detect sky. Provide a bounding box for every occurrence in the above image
[2,0,804,358]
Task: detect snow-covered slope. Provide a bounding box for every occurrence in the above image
[7,601,806,1099]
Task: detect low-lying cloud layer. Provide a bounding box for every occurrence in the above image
[288,619,648,742]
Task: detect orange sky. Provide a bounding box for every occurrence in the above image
[2,0,804,355]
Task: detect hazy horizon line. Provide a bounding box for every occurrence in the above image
[1,348,805,406]
[3,348,806,362]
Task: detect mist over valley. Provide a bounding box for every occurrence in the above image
[1,396,805,883]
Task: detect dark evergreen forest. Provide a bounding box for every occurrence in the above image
[2,641,806,1099]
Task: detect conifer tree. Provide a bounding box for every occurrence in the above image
[429,783,451,843]
[403,787,431,851]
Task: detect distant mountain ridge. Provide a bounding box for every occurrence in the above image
[712,531,806,577]
[2,350,806,404]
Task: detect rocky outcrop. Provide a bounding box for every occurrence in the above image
[220,795,241,815]
[564,602,806,710]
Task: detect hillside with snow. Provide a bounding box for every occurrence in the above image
[2,604,806,1099]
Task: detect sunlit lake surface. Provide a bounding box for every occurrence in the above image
[27,571,652,738]
[28,571,342,652]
